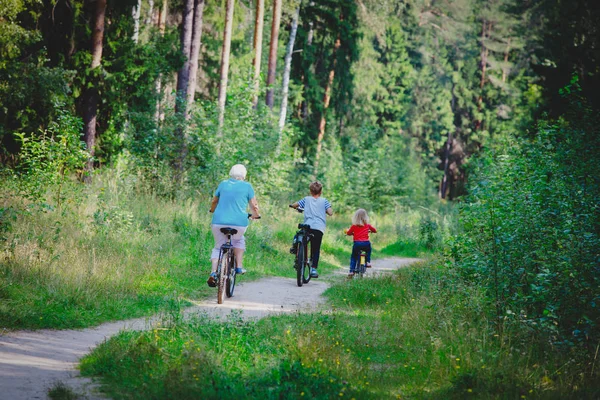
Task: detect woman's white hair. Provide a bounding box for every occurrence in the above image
[229,164,247,180]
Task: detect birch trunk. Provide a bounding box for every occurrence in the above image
[132,0,142,44]
[175,0,194,116]
[278,5,300,135]
[155,0,168,123]
[265,0,282,109]
[217,0,235,135]
[251,0,265,107]
[185,0,205,119]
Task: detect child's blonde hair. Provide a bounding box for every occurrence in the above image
[352,208,369,226]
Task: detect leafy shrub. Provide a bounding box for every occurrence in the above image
[453,90,600,346]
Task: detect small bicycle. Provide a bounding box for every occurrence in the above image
[289,205,313,287]
[214,214,259,304]
[354,249,368,278]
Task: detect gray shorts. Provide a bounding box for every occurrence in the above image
[210,224,247,259]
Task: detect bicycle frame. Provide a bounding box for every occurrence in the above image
[293,223,313,287]
[216,228,237,304]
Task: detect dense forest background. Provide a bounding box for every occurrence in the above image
[1,0,599,396]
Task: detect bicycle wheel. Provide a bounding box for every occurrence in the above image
[226,251,236,297]
[302,238,312,284]
[217,253,228,304]
[296,241,305,287]
[357,253,366,278]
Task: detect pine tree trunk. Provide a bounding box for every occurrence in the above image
[217,0,235,135]
[132,0,142,44]
[265,0,282,109]
[313,37,340,179]
[81,0,106,181]
[186,0,205,118]
[278,5,300,136]
[252,0,265,108]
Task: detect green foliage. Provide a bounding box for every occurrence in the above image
[453,91,600,345]
[12,107,88,208]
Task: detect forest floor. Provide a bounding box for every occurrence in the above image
[0,257,418,400]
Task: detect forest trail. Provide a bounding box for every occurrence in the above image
[0,257,419,400]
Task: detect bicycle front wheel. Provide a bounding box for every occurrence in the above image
[296,241,305,287]
[226,251,236,297]
[217,254,228,304]
[302,238,312,284]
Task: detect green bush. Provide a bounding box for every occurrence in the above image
[453,90,600,346]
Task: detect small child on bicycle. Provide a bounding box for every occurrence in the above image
[344,208,377,277]
[289,181,333,278]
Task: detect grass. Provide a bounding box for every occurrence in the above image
[0,171,438,330]
[47,381,83,400]
[79,262,600,399]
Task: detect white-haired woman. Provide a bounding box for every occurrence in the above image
[207,164,260,287]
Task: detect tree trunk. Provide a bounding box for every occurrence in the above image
[185,0,205,118]
[81,0,107,181]
[502,37,511,83]
[476,19,489,131]
[132,0,142,44]
[175,0,194,116]
[217,0,235,135]
[251,0,265,107]
[146,0,155,26]
[265,0,282,109]
[155,0,168,123]
[278,5,300,136]
[313,37,340,179]
[301,11,314,120]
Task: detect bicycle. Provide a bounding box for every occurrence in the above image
[289,205,313,287]
[353,249,368,278]
[214,214,260,304]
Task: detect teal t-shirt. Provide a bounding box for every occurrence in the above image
[212,179,255,227]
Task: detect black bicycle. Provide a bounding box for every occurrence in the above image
[289,205,313,287]
[214,214,259,304]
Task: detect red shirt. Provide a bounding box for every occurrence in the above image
[346,224,377,242]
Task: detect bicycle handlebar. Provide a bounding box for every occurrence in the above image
[289,204,304,213]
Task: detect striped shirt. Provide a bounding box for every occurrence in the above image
[297,196,332,233]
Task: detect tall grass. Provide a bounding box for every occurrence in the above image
[0,169,441,330]
[80,262,599,399]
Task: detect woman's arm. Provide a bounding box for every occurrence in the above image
[249,197,260,218]
[209,196,219,213]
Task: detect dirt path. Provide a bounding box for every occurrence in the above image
[0,257,418,400]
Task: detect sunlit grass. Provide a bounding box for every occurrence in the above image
[80,262,600,399]
[0,170,441,330]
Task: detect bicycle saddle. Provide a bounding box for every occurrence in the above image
[298,223,311,229]
[220,227,238,235]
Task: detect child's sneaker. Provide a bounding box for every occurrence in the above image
[235,267,246,275]
[310,268,319,278]
[289,246,297,254]
[347,272,355,279]
[207,272,217,287]
[366,263,372,268]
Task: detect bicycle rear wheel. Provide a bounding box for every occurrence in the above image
[296,241,305,287]
[302,238,312,284]
[226,251,236,297]
[357,253,366,278]
[217,253,228,304]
